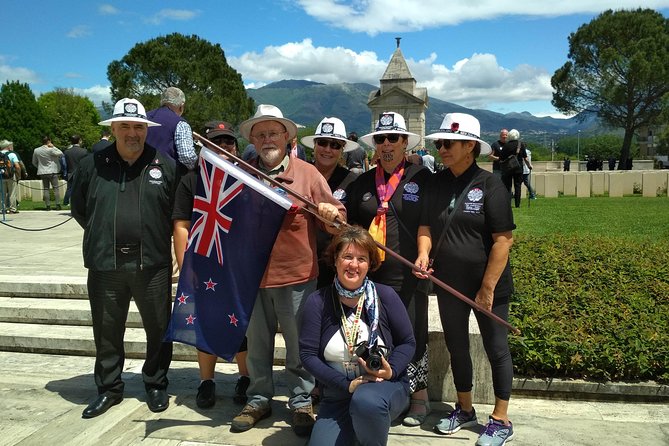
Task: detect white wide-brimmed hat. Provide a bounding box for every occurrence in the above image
[98,98,160,127]
[425,113,492,156]
[239,104,298,141]
[359,112,421,151]
[301,117,359,153]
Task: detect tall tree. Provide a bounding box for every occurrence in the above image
[107,33,255,133]
[551,8,669,169]
[0,81,46,175]
[37,88,101,150]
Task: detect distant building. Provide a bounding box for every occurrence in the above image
[367,38,428,146]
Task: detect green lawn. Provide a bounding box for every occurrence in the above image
[512,196,669,241]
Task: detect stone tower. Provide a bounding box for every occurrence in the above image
[367,38,428,146]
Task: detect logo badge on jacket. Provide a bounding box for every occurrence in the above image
[149,167,163,185]
[464,187,483,213]
[403,181,420,202]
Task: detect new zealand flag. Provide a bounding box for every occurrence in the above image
[165,147,291,361]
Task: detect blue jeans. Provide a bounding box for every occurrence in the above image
[308,381,409,446]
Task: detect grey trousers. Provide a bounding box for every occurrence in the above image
[246,280,316,409]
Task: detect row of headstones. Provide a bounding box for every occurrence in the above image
[532,170,669,197]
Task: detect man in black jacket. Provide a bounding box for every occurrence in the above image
[71,98,178,419]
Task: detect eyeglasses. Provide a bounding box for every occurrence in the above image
[434,139,457,150]
[315,138,343,151]
[251,131,286,141]
[339,254,369,264]
[372,133,401,144]
[212,136,236,146]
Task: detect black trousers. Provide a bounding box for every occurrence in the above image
[501,172,523,208]
[436,289,513,400]
[87,261,173,396]
[399,285,430,392]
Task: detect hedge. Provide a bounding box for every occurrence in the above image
[508,234,669,383]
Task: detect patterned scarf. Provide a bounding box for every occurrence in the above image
[334,276,379,347]
[368,160,405,261]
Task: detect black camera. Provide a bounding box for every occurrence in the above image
[354,341,387,371]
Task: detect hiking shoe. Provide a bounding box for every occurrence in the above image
[434,404,478,435]
[476,417,514,446]
[233,375,250,405]
[292,404,316,437]
[231,404,271,432]
[196,380,216,409]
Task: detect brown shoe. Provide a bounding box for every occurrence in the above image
[292,404,316,437]
[231,404,272,432]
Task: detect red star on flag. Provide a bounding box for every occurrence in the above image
[185,314,196,325]
[177,293,189,305]
[204,278,217,290]
[228,313,239,326]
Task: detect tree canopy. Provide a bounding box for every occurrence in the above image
[551,8,669,169]
[107,33,255,133]
[0,81,47,173]
[37,88,101,151]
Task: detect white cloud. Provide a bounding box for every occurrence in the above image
[99,4,119,15]
[146,9,200,25]
[72,85,111,106]
[0,56,40,85]
[64,72,83,79]
[229,40,553,111]
[296,0,669,35]
[66,25,91,39]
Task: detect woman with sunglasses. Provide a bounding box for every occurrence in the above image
[344,111,432,427]
[302,117,361,289]
[416,113,516,446]
[172,121,250,410]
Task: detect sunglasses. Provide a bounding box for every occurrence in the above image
[434,139,457,150]
[372,133,401,144]
[315,138,344,150]
[212,135,237,146]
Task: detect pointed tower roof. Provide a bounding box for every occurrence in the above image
[381,46,414,81]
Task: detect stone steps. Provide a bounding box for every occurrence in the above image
[0,281,286,363]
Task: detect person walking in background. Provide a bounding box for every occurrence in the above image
[488,129,507,178]
[417,113,515,446]
[345,111,432,428]
[563,157,571,172]
[172,120,251,409]
[522,147,536,200]
[499,129,528,208]
[63,135,88,206]
[92,129,112,153]
[343,132,369,174]
[146,86,197,175]
[32,136,63,211]
[1,140,21,213]
[71,98,177,419]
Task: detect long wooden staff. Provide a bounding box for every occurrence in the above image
[194,133,520,335]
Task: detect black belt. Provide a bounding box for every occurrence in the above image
[115,244,140,254]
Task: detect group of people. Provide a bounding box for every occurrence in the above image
[66,87,516,446]
[488,128,535,207]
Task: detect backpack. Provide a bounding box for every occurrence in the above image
[0,151,14,179]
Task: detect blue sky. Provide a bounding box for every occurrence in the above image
[2,1,669,118]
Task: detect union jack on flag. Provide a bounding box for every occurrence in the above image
[188,157,244,265]
[165,147,292,360]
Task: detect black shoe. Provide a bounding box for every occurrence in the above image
[56,204,62,210]
[233,376,250,405]
[45,206,51,211]
[146,388,169,412]
[196,380,216,408]
[82,394,123,419]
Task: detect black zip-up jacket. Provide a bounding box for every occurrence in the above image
[71,142,177,271]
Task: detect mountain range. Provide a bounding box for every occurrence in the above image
[247,80,600,143]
